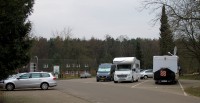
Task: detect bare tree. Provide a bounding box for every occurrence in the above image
[142,0,200,72]
[51,27,73,40]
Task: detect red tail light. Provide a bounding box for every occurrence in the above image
[53,77,56,80]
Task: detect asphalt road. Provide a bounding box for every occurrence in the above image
[1,78,200,103]
[56,78,200,103]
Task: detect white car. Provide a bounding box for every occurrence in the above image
[0,72,57,91]
[140,69,153,79]
[80,72,91,78]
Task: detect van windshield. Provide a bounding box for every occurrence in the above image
[98,64,111,72]
[116,64,131,71]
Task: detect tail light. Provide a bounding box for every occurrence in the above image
[53,77,56,80]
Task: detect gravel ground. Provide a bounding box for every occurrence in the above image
[0,88,91,103]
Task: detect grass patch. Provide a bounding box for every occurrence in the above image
[179,74,200,97]
[185,86,200,97]
[180,74,200,80]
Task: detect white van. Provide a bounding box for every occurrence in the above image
[113,57,140,83]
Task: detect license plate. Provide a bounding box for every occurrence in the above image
[161,80,167,82]
[100,78,105,80]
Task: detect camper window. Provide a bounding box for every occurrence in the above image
[136,64,139,68]
[116,64,131,71]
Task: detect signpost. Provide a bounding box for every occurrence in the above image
[53,66,60,78]
[30,63,36,72]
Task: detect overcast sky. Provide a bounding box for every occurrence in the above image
[29,0,160,40]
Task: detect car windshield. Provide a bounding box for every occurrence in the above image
[116,64,131,71]
[146,69,153,72]
[140,69,144,72]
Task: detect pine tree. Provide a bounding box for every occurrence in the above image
[159,5,174,55]
[135,39,143,68]
[0,0,34,80]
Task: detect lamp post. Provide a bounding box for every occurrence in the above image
[35,56,38,71]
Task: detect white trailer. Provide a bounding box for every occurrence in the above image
[153,56,179,84]
[113,57,140,83]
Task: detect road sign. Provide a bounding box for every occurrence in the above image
[30,63,36,72]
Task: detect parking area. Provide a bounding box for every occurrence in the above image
[0,88,90,103]
[1,78,200,103]
[73,78,200,96]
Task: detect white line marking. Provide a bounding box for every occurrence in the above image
[178,81,188,96]
[131,80,148,88]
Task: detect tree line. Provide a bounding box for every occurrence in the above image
[30,35,199,74]
[30,35,159,69]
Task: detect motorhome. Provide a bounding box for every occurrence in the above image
[96,63,115,82]
[153,55,179,84]
[113,57,140,83]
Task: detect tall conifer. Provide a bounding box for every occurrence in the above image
[159,5,174,55]
[0,0,34,80]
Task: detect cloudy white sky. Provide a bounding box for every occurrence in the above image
[29,0,160,40]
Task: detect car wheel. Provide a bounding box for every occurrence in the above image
[114,81,118,83]
[6,83,15,91]
[131,77,134,83]
[144,75,148,79]
[136,78,139,82]
[96,79,99,82]
[155,81,159,84]
[41,83,49,90]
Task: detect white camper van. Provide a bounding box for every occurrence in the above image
[153,56,179,84]
[113,57,140,83]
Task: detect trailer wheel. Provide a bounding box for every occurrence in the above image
[114,81,118,83]
[172,80,177,84]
